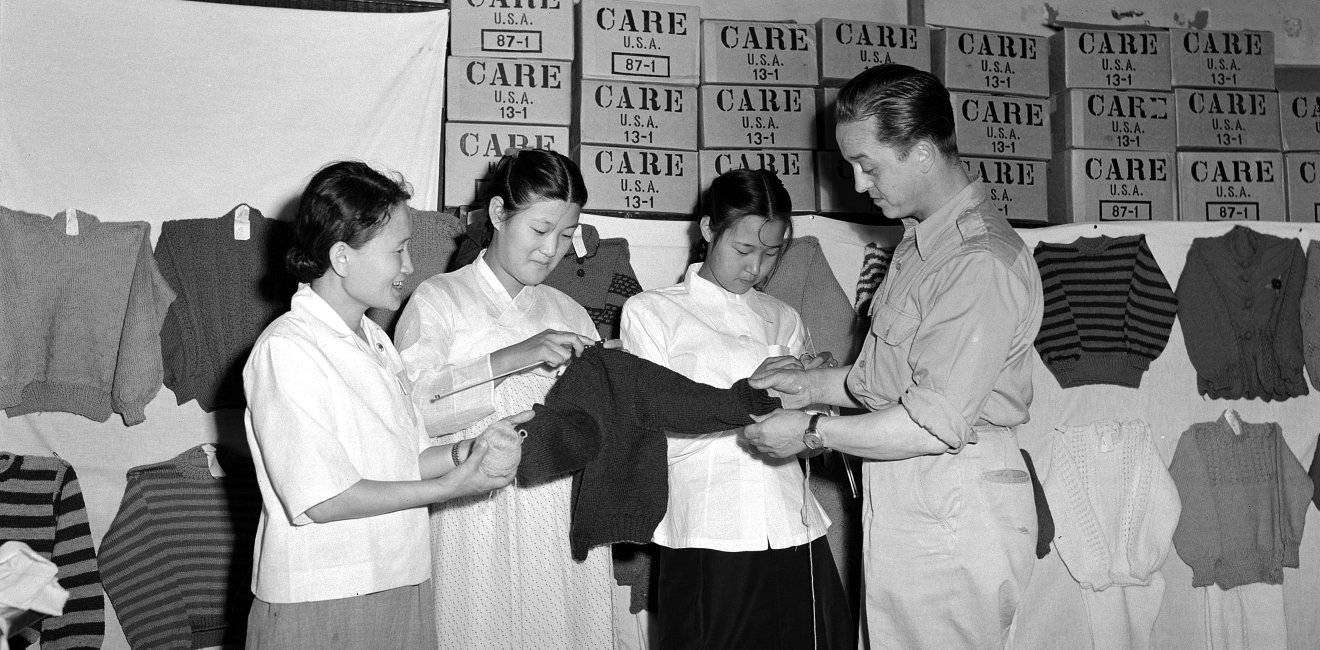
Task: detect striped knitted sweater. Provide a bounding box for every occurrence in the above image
[0,454,103,650]
[98,446,261,649]
[1033,234,1178,389]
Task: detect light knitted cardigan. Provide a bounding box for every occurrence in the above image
[1044,419,1181,590]
[0,207,174,425]
[1170,415,1314,589]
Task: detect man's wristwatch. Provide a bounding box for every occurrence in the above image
[803,413,825,450]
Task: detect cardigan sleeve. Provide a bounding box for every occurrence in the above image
[1176,246,1240,397]
[1276,243,1310,393]
[1277,428,1314,568]
[1169,426,1223,587]
[98,473,191,649]
[1124,237,1179,372]
[39,464,105,650]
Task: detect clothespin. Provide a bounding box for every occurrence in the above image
[201,444,227,478]
[234,205,251,241]
[63,208,79,236]
[571,228,587,258]
[1225,409,1243,436]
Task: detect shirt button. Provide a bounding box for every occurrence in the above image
[857,359,867,369]
[375,342,384,351]
[577,269,585,277]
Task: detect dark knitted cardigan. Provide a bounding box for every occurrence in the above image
[518,345,781,561]
[1177,226,1308,401]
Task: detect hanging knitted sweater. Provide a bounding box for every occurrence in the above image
[1033,235,1178,389]
[155,205,297,411]
[762,235,861,364]
[517,345,781,561]
[1044,419,1181,590]
[0,207,175,425]
[98,445,261,649]
[0,454,104,650]
[1169,415,1313,589]
[1177,226,1308,401]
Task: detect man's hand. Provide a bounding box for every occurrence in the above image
[748,367,813,410]
[741,409,810,458]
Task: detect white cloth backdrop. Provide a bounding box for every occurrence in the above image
[0,2,448,649]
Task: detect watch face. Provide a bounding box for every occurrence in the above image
[804,431,824,450]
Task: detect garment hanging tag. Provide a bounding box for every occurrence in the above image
[63,208,79,236]
[571,228,587,258]
[201,444,226,478]
[1225,409,1243,436]
[233,205,251,241]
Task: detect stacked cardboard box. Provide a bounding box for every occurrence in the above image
[1280,66,1320,222]
[1170,30,1283,221]
[1047,26,1177,223]
[934,26,1051,223]
[699,20,820,212]
[575,0,702,214]
[443,1,576,208]
[814,18,931,216]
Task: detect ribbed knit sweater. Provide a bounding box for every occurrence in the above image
[368,207,463,332]
[1170,415,1313,589]
[0,454,103,650]
[518,345,781,561]
[0,207,175,425]
[1033,235,1178,389]
[1177,226,1309,401]
[1044,420,1180,591]
[762,236,861,364]
[155,205,297,411]
[451,217,644,339]
[98,445,261,649]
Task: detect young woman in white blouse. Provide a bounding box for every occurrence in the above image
[620,169,853,649]
[395,149,616,650]
[243,161,525,649]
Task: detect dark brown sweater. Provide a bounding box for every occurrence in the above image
[518,345,780,561]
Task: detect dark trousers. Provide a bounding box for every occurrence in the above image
[656,538,855,650]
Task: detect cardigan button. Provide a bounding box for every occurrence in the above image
[1244,331,1254,340]
[1244,299,1253,308]
[1240,273,1251,282]
[577,269,585,277]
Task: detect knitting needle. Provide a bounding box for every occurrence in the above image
[429,360,550,402]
